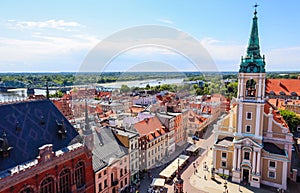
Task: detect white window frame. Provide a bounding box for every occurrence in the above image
[221,152,227,159]
[245,125,251,133]
[246,112,252,120]
[268,171,276,179]
[221,161,227,168]
[268,160,276,169]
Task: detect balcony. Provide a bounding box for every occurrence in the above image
[111,180,118,186]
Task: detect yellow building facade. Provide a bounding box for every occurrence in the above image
[213,8,293,190]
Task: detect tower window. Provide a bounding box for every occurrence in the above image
[246,125,251,133]
[221,161,227,168]
[246,79,256,97]
[246,112,252,120]
[268,171,276,179]
[221,152,227,159]
[269,161,276,168]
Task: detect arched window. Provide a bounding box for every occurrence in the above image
[40,177,54,193]
[20,187,34,193]
[59,169,71,193]
[246,79,256,97]
[75,162,85,188]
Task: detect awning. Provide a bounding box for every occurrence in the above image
[186,144,200,152]
[151,178,165,187]
[159,154,189,178]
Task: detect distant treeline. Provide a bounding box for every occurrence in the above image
[0,71,299,88]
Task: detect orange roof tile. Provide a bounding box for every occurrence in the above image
[264,101,289,129]
[134,117,165,140]
[266,79,300,96]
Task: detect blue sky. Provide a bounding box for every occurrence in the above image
[0,0,299,72]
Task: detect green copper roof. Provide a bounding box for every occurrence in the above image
[239,9,266,73]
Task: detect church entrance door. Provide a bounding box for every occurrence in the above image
[242,169,250,183]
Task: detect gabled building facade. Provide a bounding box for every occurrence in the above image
[213,8,293,190]
[134,116,168,170]
[113,128,140,184]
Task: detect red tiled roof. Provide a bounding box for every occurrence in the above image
[97,91,112,98]
[266,79,300,96]
[134,116,165,141]
[188,111,207,124]
[264,101,289,129]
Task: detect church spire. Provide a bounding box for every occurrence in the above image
[247,4,260,58]
[239,4,266,73]
[84,100,90,131]
[83,96,94,151]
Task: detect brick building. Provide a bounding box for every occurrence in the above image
[0,100,94,193]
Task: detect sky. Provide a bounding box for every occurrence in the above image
[0,0,300,72]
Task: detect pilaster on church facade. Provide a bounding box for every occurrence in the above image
[212,7,293,191]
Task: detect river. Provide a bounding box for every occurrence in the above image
[0,78,184,101]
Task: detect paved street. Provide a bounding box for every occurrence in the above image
[138,123,300,193]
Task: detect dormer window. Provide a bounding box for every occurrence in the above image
[291,92,297,96]
[40,115,45,125]
[246,79,256,97]
[279,91,285,95]
[57,120,67,139]
[0,132,13,158]
[16,121,21,132]
[269,91,275,95]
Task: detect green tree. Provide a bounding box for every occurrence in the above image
[49,90,64,98]
[226,81,238,98]
[145,84,150,90]
[120,84,130,93]
[280,109,300,132]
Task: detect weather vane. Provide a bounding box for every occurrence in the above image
[254,3,259,15]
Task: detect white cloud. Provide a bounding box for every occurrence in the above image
[266,47,300,71]
[10,19,83,31]
[0,34,99,71]
[123,46,177,57]
[200,37,245,63]
[157,18,174,24]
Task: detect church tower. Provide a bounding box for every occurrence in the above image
[232,5,265,187]
[236,6,266,143]
[213,5,293,191]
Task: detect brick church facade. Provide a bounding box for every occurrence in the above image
[0,100,94,193]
